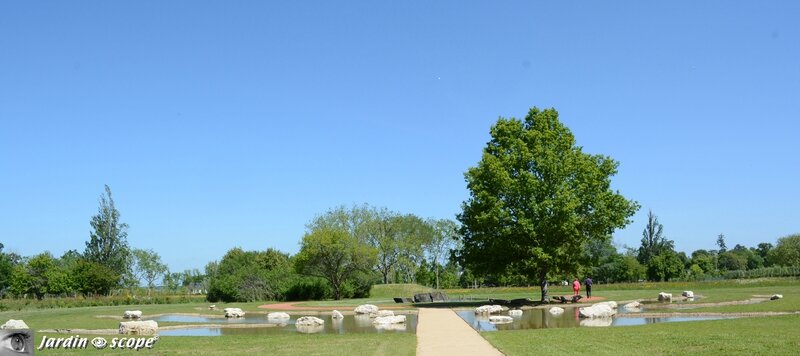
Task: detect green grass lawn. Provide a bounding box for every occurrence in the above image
[31,332,415,355]
[483,314,800,355]
[2,278,798,355]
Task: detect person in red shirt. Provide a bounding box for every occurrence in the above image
[572,278,581,296]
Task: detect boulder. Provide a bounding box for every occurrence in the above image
[296,324,325,334]
[489,316,513,324]
[119,320,158,335]
[370,310,395,318]
[430,291,449,302]
[354,304,379,315]
[1,319,29,329]
[623,301,642,311]
[580,317,613,327]
[413,293,432,303]
[658,292,673,302]
[123,310,142,319]
[295,316,325,327]
[374,323,407,331]
[267,312,291,320]
[372,315,406,325]
[579,302,617,318]
[475,305,504,314]
[224,308,245,318]
[682,291,694,298]
[331,310,344,319]
[549,307,565,315]
[508,309,523,317]
[594,301,618,309]
[209,305,216,310]
[771,294,783,300]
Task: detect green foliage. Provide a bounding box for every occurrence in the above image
[83,185,130,283]
[594,254,646,283]
[718,250,748,271]
[295,228,377,299]
[637,210,675,266]
[768,233,800,267]
[646,251,684,281]
[457,107,638,290]
[0,243,19,294]
[131,248,168,293]
[207,247,295,302]
[284,277,332,301]
[71,260,120,296]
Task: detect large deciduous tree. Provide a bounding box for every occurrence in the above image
[83,185,130,283]
[457,107,638,301]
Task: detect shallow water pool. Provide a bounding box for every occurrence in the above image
[156,314,417,336]
[456,308,734,332]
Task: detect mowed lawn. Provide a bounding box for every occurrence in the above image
[3,278,799,355]
[483,314,800,355]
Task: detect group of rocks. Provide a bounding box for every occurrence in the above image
[474,304,523,324]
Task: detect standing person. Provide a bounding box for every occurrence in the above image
[584,276,593,298]
[572,278,580,296]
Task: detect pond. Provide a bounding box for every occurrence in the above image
[456,308,734,332]
[154,314,418,336]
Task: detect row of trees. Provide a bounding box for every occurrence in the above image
[206,205,460,302]
[0,186,192,299]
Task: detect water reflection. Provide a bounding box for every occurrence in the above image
[456,309,734,332]
[157,313,417,336]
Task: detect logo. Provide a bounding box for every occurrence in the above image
[1,329,34,355]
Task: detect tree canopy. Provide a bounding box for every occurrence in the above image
[457,107,639,296]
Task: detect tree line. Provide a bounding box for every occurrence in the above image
[3,106,799,303]
[0,186,202,299]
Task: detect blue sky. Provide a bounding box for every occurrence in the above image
[1,1,798,273]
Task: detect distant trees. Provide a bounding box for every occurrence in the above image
[131,248,168,295]
[206,248,295,302]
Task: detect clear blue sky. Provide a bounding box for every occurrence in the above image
[1,1,798,273]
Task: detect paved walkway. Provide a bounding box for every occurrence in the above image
[416,308,503,356]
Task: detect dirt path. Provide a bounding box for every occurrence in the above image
[416,308,503,356]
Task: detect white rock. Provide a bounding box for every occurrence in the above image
[489,315,513,324]
[475,305,504,314]
[374,323,407,331]
[682,291,694,298]
[549,307,565,315]
[224,308,245,318]
[1,319,29,329]
[370,310,395,318]
[123,310,142,319]
[295,316,325,326]
[372,315,406,325]
[593,301,618,309]
[331,310,344,319]
[119,320,158,335]
[267,312,290,320]
[623,301,642,310]
[508,309,523,317]
[209,305,216,310]
[580,317,613,327]
[579,302,617,318]
[296,324,325,334]
[658,292,673,302]
[354,304,379,315]
[771,294,783,300]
